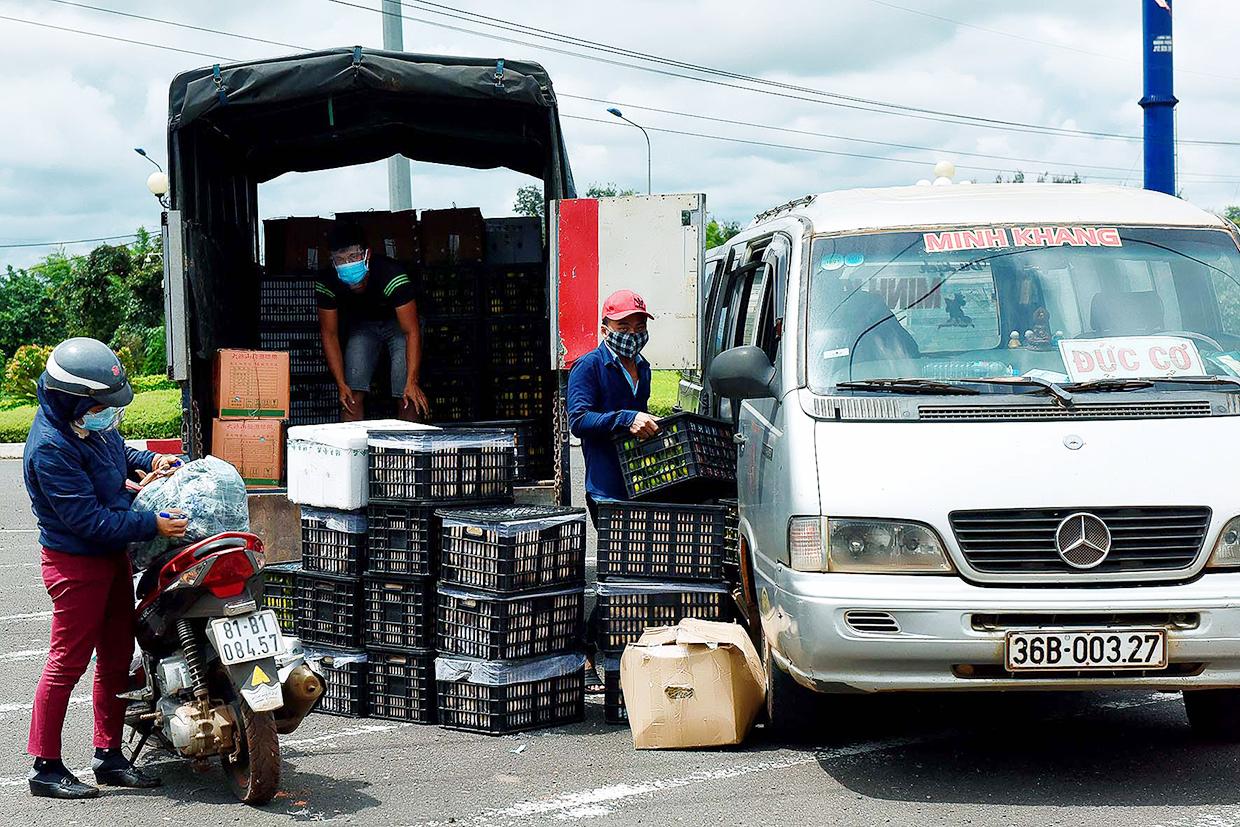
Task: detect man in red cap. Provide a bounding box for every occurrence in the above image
[567,289,659,523]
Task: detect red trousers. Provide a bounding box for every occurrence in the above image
[28,548,135,759]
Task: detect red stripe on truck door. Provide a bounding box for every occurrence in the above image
[556,198,600,369]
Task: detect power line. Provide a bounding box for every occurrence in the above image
[0,13,230,60]
[0,234,139,250]
[42,0,303,52]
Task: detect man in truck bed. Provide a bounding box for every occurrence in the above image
[316,221,431,422]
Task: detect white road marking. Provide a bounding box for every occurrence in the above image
[0,649,46,663]
[405,694,1180,826]
[0,695,88,719]
[0,611,50,623]
[0,529,37,533]
[0,563,38,569]
[282,721,413,749]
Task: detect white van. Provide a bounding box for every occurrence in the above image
[698,184,1240,734]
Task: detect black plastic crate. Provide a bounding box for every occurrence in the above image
[366,648,436,723]
[301,507,367,576]
[440,419,538,483]
[436,653,585,735]
[289,383,339,427]
[368,429,515,503]
[366,498,509,577]
[259,326,327,377]
[438,505,586,593]
[488,371,551,421]
[484,265,545,316]
[595,499,727,582]
[363,575,435,651]
[260,276,320,325]
[418,266,479,318]
[260,562,300,635]
[603,657,627,725]
[595,580,731,654]
[421,372,480,423]
[614,412,736,501]
[720,498,740,567]
[485,317,548,371]
[421,318,481,372]
[296,570,364,649]
[306,647,366,717]
[437,584,584,660]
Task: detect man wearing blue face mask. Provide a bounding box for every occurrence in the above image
[316,221,430,422]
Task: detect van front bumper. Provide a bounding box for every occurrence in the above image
[767,570,1240,693]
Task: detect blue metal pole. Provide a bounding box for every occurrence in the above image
[1140,0,1177,195]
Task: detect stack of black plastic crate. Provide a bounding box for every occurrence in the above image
[362,428,518,724]
[258,273,336,428]
[434,503,588,734]
[596,412,740,725]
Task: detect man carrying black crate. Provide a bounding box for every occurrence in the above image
[316,221,431,423]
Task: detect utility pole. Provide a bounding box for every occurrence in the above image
[1140,0,1177,195]
[382,0,413,211]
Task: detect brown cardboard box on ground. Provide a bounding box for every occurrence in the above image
[263,217,332,272]
[619,618,765,750]
[212,419,284,488]
[336,209,420,263]
[420,207,485,264]
[215,350,290,420]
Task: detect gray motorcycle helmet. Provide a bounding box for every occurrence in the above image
[43,337,134,408]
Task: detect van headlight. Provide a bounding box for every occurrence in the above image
[787,517,954,573]
[1207,517,1240,569]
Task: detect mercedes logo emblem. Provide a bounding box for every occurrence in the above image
[1055,512,1112,569]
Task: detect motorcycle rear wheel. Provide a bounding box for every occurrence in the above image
[222,702,280,805]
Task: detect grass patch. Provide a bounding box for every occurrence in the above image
[649,370,680,417]
[0,388,182,443]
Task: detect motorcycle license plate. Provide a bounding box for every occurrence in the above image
[209,611,283,666]
[1005,628,1167,671]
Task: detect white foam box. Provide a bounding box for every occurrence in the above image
[286,419,438,510]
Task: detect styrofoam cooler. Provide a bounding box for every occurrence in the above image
[286,420,439,510]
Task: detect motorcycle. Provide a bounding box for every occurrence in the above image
[124,531,323,804]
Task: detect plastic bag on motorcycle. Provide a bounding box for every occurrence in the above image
[129,455,250,569]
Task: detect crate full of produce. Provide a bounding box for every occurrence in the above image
[363,575,435,651]
[613,412,736,501]
[368,429,515,503]
[440,419,541,483]
[260,561,300,635]
[366,648,436,723]
[296,570,364,649]
[300,507,367,576]
[436,652,585,735]
[594,579,731,654]
[437,584,584,661]
[595,499,727,582]
[438,505,586,593]
[305,647,367,717]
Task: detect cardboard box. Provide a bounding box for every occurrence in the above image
[263,217,332,272]
[619,618,765,750]
[484,217,542,264]
[215,349,290,420]
[420,207,485,265]
[212,419,284,488]
[336,209,420,263]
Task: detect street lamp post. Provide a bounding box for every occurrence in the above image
[606,107,651,195]
[135,147,170,208]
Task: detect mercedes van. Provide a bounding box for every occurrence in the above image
[699,184,1240,734]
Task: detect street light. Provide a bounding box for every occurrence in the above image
[135,147,169,207]
[606,107,652,195]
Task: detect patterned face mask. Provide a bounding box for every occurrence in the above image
[605,329,649,359]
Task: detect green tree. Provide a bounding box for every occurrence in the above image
[584,183,638,198]
[513,185,544,219]
[62,243,128,342]
[120,227,164,327]
[1224,206,1240,228]
[706,218,742,250]
[0,267,60,361]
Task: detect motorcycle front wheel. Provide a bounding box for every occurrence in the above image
[222,702,280,805]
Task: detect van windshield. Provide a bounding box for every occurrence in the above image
[806,226,1240,394]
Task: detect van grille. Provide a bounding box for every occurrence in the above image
[843,610,901,634]
[949,506,1211,577]
[919,401,1212,421]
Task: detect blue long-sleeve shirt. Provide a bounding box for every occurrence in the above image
[567,341,652,501]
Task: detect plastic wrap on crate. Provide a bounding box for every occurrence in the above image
[305,646,368,668]
[303,646,367,717]
[129,456,249,569]
[368,428,516,502]
[594,579,731,597]
[301,506,368,576]
[301,506,367,534]
[437,505,586,593]
[368,429,510,451]
[439,505,584,536]
[440,419,537,482]
[287,420,438,510]
[435,652,585,686]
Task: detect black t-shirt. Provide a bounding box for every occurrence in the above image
[315,255,416,322]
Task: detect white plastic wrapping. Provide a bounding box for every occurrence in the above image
[368,429,514,452]
[436,583,586,604]
[435,652,585,686]
[304,647,367,668]
[594,579,730,596]
[439,505,585,537]
[300,506,367,534]
[130,456,249,569]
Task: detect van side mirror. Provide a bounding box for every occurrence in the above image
[709,346,776,400]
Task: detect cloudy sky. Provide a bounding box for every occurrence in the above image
[2,0,1239,271]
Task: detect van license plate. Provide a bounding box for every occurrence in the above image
[210,610,283,666]
[1005,629,1166,671]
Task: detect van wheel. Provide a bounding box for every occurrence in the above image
[762,635,815,740]
[1184,689,1240,741]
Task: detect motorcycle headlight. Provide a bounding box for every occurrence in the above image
[1207,516,1240,569]
[787,517,953,573]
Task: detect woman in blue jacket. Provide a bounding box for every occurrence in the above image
[22,338,187,799]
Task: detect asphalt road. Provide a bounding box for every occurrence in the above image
[2,456,1239,826]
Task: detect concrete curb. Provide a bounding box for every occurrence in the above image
[0,438,182,459]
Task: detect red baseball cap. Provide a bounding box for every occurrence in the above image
[601,289,654,321]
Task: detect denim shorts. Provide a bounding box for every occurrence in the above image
[344,318,406,397]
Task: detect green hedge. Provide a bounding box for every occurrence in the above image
[0,388,181,443]
[649,370,680,417]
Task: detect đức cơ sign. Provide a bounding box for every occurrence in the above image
[1059,336,1206,383]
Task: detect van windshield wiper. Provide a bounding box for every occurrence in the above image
[957,376,1074,406]
[1067,376,1240,393]
[835,378,981,396]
